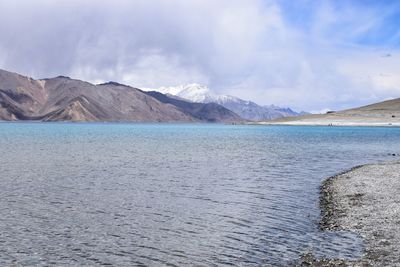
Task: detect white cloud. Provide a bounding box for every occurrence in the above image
[0,0,399,111]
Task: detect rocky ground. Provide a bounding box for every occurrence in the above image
[310,161,400,266]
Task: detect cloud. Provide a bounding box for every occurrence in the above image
[0,0,399,111]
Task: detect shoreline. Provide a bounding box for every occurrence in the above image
[258,122,400,127]
[253,120,400,127]
[253,112,400,127]
[249,122,400,128]
[313,161,400,266]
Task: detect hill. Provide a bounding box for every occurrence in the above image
[0,69,242,123]
[259,98,400,126]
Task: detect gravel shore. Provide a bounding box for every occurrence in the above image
[316,161,400,266]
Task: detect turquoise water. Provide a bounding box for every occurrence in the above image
[0,122,400,266]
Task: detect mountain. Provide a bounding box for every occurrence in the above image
[144,91,241,122]
[341,98,400,115]
[0,69,241,123]
[260,98,400,126]
[150,83,301,121]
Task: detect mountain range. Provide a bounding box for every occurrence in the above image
[0,69,241,123]
[149,83,304,121]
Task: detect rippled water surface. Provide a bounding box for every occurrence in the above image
[1,123,400,266]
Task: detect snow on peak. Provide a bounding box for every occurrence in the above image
[177,84,218,103]
[148,83,238,104]
[143,83,301,120]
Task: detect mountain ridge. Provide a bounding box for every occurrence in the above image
[147,83,303,121]
[0,69,242,123]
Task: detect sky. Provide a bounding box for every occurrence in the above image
[0,0,399,112]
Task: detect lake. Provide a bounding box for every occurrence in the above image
[0,123,399,266]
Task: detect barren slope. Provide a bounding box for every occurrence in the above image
[259,98,400,126]
[0,69,241,123]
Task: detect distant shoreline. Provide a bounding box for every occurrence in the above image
[251,116,400,127]
[252,98,400,127]
[1,120,400,128]
[252,121,400,127]
[0,120,234,125]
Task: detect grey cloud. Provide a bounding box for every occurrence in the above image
[0,0,399,111]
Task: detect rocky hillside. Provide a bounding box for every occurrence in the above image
[0,69,242,123]
[144,91,241,122]
[149,83,302,121]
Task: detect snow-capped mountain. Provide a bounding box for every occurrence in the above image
[146,84,303,121]
[156,84,222,103]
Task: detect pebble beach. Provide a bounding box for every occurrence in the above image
[317,161,400,266]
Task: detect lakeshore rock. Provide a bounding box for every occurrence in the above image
[318,161,400,266]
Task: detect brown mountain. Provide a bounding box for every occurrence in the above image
[0,69,242,122]
[144,91,241,122]
[260,98,400,126]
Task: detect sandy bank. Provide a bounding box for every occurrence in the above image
[259,120,400,127]
[318,161,400,266]
[255,114,400,127]
[258,97,400,127]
